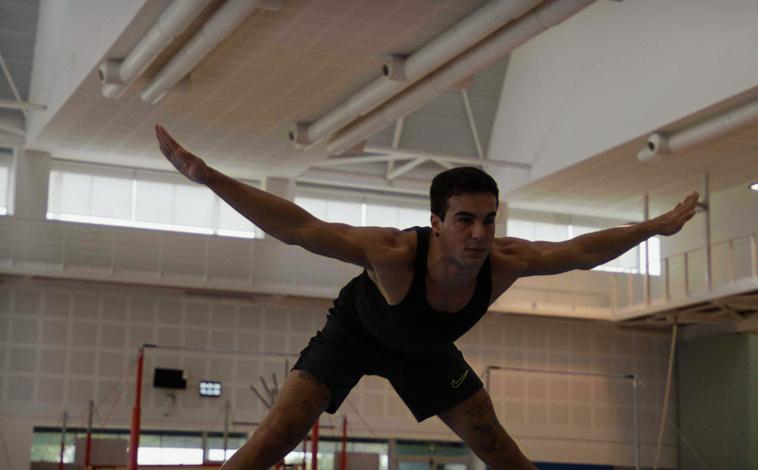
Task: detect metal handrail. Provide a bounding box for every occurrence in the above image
[1,216,756,318]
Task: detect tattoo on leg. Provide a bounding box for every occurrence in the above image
[465,401,491,419]
[472,422,496,435]
[295,398,315,414]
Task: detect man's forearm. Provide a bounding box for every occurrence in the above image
[205,168,311,243]
[575,220,659,268]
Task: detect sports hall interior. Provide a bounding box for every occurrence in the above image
[0,1,757,469]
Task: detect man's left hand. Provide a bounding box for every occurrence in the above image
[653,191,699,236]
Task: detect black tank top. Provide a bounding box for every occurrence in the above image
[328,227,492,353]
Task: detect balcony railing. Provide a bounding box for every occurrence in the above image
[1,216,756,322]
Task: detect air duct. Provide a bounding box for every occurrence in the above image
[141,0,263,104]
[289,0,542,147]
[99,0,211,100]
[637,97,758,163]
[327,0,598,156]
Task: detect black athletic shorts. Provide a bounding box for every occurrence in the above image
[292,316,482,422]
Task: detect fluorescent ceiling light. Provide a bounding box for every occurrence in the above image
[750,182,758,192]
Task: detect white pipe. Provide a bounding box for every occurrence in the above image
[388,158,427,180]
[327,0,597,156]
[142,0,262,104]
[0,120,25,137]
[292,0,541,146]
[637,96,758,163]
[100,0,211,100]
[0,97,46,112]
[0,52,28,118]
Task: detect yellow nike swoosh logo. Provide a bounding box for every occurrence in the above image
[451,370,469,389]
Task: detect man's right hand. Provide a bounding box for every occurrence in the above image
[155,124,212,184]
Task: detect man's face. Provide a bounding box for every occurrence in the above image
[431,192,497,268]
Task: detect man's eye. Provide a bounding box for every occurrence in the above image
[485,218,495,225]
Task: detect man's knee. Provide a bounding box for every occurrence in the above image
[471,420,506,455]
[254,413,300,452]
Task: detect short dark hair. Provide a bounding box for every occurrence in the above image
[430,167,499,220]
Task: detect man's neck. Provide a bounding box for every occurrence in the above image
[427,235,480,286]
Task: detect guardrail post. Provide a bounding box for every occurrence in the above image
[751,233,757,278]
[703,174,712,290]
[664,257,670,301]
[684,252,689,297]
[643,194,650,305]
[158,232,164,278]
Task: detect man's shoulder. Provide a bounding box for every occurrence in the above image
[366,227,417,269]
[490,237,534,274]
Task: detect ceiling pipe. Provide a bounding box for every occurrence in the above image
[0,97,46,112]
[289,0,542,147]
[99,0,212,100]
[327,0,598,156]
[141,0,264,104]
[0,120,25,137]
[637,96,758,163]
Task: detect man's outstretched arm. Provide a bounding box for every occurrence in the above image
[155,124,403,267]
[499,192,699,277]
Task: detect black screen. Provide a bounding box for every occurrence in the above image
[153,368,187,389]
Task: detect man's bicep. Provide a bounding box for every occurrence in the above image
[522,240,589,276]
[293,219,402,268]
[497,237,586,277]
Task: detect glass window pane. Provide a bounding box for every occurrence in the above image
[296,196,328,221]
[91,175,132,219]
[59,172,92,216]
[137,447,203,465]
[217,199,255,232]
[396,207,429,229]
[506,219,535,240]
[0,165,8,211]
[173,184,214,228]
[134,180,174,223]
[534,221,568,242]
[324,200,362,226]
[365,204,398,227]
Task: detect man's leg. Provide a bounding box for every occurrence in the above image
[437,388,538,470]
[221,370,331,470]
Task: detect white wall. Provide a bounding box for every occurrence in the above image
[659,183,758,258]
[488,0,758,193]
[0,277,678,468]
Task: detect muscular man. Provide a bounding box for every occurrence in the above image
[156,124,697,469]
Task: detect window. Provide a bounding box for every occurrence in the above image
[30,428,247,465]
[47,161,259,238]
[295,187,429,230]
[509,216,661,275]
[283,437,390,470]
[0,153,10,215]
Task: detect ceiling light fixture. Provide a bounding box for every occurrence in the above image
[750,182,758,192]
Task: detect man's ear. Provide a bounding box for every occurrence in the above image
[431,213,441,234]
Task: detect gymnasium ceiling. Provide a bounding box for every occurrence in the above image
[1,0,757,220]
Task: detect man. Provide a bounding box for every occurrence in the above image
[156,124,697,469]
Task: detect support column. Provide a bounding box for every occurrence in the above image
[264,176,295,201]
[9,147,51,220]
[496,200,508,238]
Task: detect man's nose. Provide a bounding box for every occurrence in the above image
[471,221,485,239]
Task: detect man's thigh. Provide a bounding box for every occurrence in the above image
[437,388,537,470]
[437,387,504,450]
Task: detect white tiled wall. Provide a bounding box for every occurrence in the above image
[0,277,678,468]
